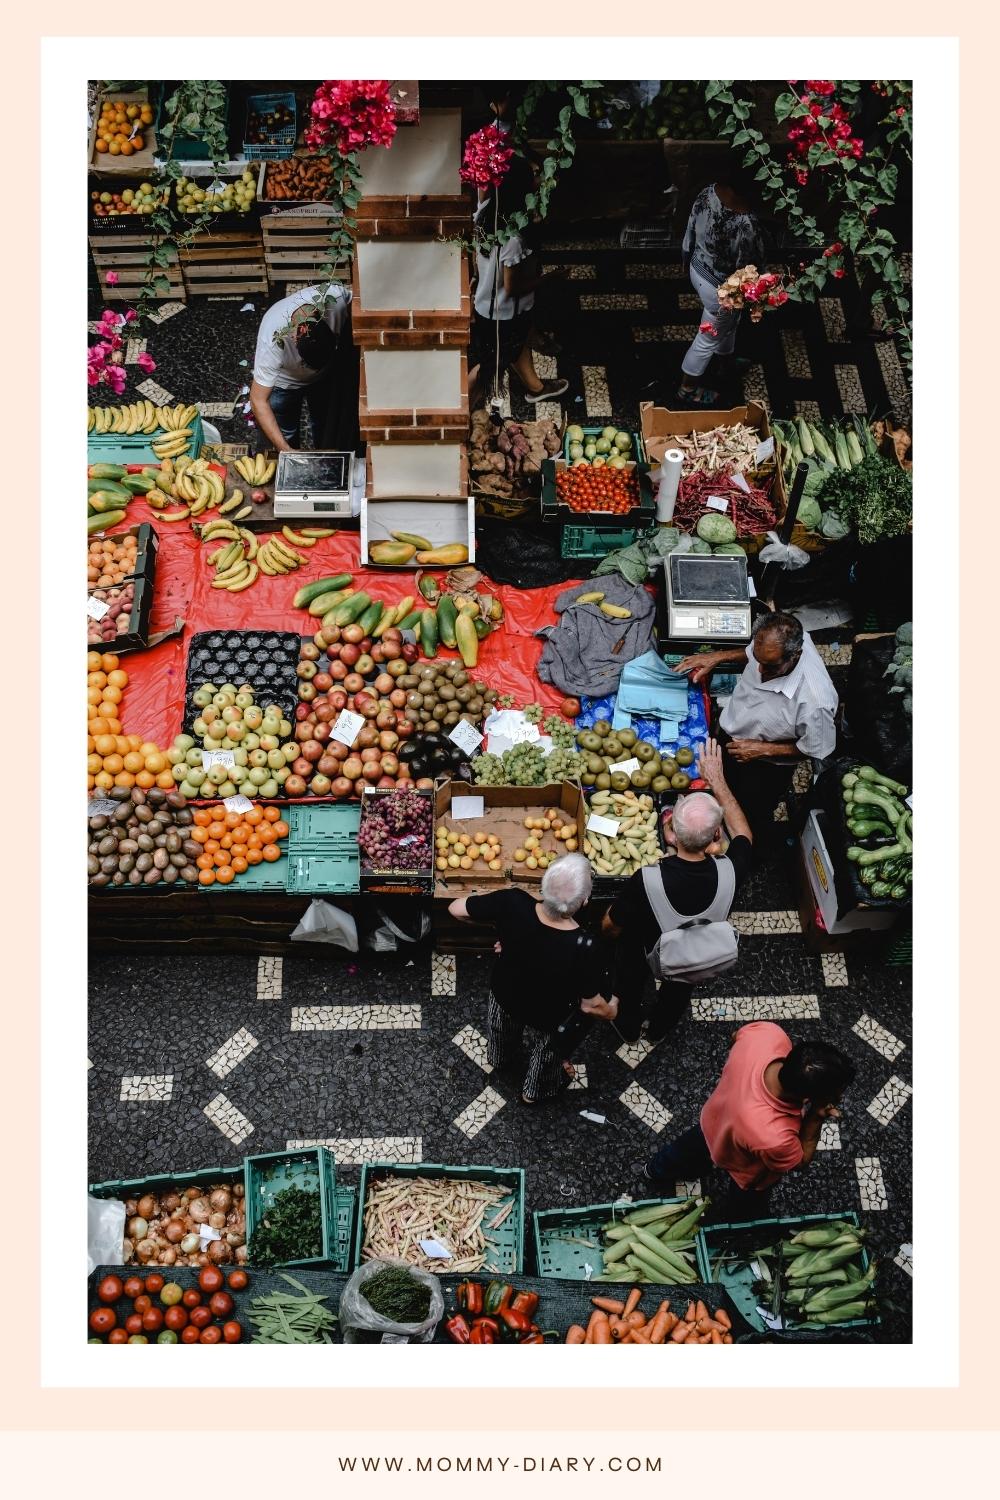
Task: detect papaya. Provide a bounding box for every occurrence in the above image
[414,544,469,566]
[88,488,131,513]
[396,609,422,631]
[473,616,492,641]
[120,474,158,495]
[357,601,385,636]
[419,608,438,658]
[455,612,479,668]
[417,574,441,603]
[88,509,127,533]
[391,529,432,551]
[333,592,372,627]
[435,595,459,649]
[369,540,416,566]
[307,589,353,617]
[87,463,127,480]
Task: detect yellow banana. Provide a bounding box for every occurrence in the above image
[206,545,227,564]
[219,491,244,515]
[256,548,279,576]
[282,525,315,547]
[87,407,94,432]
[261,458,277,484]
[159,507,191,521]
[239,528,258,560]
[232,505,253,521]
[252,453,264,485]
[225,563,259,592]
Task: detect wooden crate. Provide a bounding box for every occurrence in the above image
[260,212,350,293]
[179,227,268,297]
[88,234,185,304]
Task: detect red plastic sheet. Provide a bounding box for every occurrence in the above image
[112,498,584,747]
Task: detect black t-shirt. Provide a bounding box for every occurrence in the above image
[608,837,753,957]
[465,888,601,1032]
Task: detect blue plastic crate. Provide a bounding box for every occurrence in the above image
[576,678,710,762]
[243,91,297,160]
[87,414,204,467]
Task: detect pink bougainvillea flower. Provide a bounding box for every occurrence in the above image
[105,272,120,286]
[823,241,844,257]
[305,80,396,154]
[459,123,514,189]
[806,80,837,96]
[124,308,137,322]
[136,352,156,373]
[832,267,847,279]
[698,321,718,337]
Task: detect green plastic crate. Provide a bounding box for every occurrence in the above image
[354,1162,526,1274]
[244,1146,340,1270]
[560,523,643,560]
[285,848,358,894]
[87,413,204,467]
[285,803,361,893]
[563,425,646,463]
[288,804,360,842]
[532,1195,685,1279]
[156,87,230,160]
[695,1211,878,1333]
[540,456,656,527]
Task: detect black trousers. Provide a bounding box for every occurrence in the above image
[645,1123,773,1223]
[717,729,796,847]
[612,937,690,1044]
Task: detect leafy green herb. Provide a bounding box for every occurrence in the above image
[361,1265,432,1323]
[248,1186,322,1268]
[816,457,912,545]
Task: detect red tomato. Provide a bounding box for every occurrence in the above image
[222,1321,242,1343]
[227,1270,248,1291]
[108,1327,129,1344]
[180,1325,201,1344]
[208,1291,234,1319]
[143,1273,165,1294]
[182,1289,202,1309]
[141,1307,164,1333]
[189,1306,213,1330]
[125,1313,144,1335]
[164,1305,188,1332]
[133,1294,152,1314]
[97,1275,123,1304]
[123,1277,143,1299]
[89,1307,116,1336]
[198,1265,224,1294]
[199,1325,223,1344]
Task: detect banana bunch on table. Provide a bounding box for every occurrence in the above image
[145,457,239,522]
[233,452,277,486]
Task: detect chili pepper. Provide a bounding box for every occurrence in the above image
[500,1307,534,1334]
[510,1291,539,1319]
[484,1280,514,1315]
[469,1318,500,1344]
[445,1313,471,1344]
[456,1280,484,1315]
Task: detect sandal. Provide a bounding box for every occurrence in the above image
[521,1063,575,1105]
[678,385,720,408]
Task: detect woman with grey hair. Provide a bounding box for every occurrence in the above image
[449,854,618,1104]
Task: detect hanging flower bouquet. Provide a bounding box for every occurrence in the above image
[303,79,397,153]
[459,123,514,189]
[716,265,788,321]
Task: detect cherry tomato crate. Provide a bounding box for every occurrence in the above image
[532,1195,686,1279]
[353,1162,526,1274]
[244,1146,353,1271]
[540,457,656,531]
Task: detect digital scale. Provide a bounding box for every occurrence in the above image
[663,552,753,646]
[272,449,355,518]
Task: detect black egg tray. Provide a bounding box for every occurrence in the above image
[183,630,303,733]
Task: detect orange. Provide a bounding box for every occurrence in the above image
[263,806,280,822]
[102,754,124,775]
[94,735,116,757]
[102,684,123,705]
[107,670,129,689]
[245,808,263,825]
[224,812,240,829]
[123,751,144,773]
[88,671,108,688]
[87,705,100,723]
[230,842,247,860]
[115,736,130,756]
[262,843,282,862]
[119,141,134,156]
[215,865,235,884]
[246,833,263,850]
[87,686,104,707]
[94,771,114,790]
[105,719,122,734]
[89,717,108,735]
[191,826,209,844]
[127,734,143,751]
[204,839,220,855]
[271,820,289,840]
[134,770,155,789]
[198,868,216,886]
[207,821,226,839]
[219,833,234,850]
[101,654,120,672]
[144,753,166,774]
[108,140,121,155]
[87,754,103,775]
[259,827,277,845]
[138,739,159,757]
[231,856,248,874]
[214,849,232,867]
[245,847,263,865]
[156,771,175,789]
[114,771,135,788]
[87,774,96,792]
[196,853,215,871]
[193,808,212,826]
[95,138,109,153]
[87,651,103,671]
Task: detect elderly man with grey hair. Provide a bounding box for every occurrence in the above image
[449,854,618,1104]
[603,739,752,1044]
[673,611,838,847]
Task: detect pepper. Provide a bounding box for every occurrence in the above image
[456,1280,484,1315]
[500,1307,534,1334]
[469,1317,500,1344]
[445,1313,471,1344]
[519,1331,557,1344]
[484,1280,514,1315]
[510,1291,539,1319]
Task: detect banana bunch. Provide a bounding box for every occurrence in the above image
[144,457,242,522]
[233,452,277,487]
[88,401,199,437]
[196,519,310,589]
[584,791,663,878]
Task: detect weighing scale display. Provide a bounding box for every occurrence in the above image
[276,452,350,493]
[671,555,746,603]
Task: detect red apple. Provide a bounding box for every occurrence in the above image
[376,708,396,730]
[353,778,367,798]
[329,659,348,681]
[318,753,340,778]
[293,756,312,778]
[357,724,379,749]
[339,644,360,668]
[360,747,381,765]
[314,701,335,723]
[415,777,435,790]
[356,654,374,677]
[313,671,333,693]
[295,703,311,722]
[300,642,321,662]
[402,643,419,664]
[341,624,364,646]
[298,681,317,701]
[341,756,363,781]
[380,753,399,777]
[320,625,341,647]
[362,762,382,783]
[378,730,399,753]
[389,689,407,710]
[285,774,307,797]
[301,740,324,763]
[377,774,397,788]
[309,773,332,796]
[344,673,365,695]
[295,722,314,743]
[383,627,402,644]
[327,739,349,761]
[332,777,353,799]
[329,690,348,711]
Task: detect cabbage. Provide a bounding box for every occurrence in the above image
[895,622,912,647]
[796,497,822,530]
[695,513,738,545]
[689,537,713,554]
[819,509,851,540]
[712,543,746,555]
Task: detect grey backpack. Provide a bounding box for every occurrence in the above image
[641,858,739,984]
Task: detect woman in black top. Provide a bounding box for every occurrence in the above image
[448,854,617,1103]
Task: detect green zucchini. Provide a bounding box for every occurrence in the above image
[889,884,908,901]
[847,843,905,867]
[396,609,422,632]
[419,608,438,659]
[88,509,127,533]
[294,573,353,609]
[857,765,909,797]
[436,595,458,649]
[357,601,384,636]
[848,820,894,838]
[870,881,893,899]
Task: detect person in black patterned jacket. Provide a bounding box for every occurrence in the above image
[678,180,769,406]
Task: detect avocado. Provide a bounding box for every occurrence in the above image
[651,775,671,794]
[610,771,631,792]
[617,728,637,748]
[674,746,694,767]
[595,772,612,790]
[671,772,691,790]
[634,741,657,763]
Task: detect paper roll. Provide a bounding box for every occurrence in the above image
[655,449,684,523]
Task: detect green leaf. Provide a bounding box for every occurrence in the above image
[573,93,590,117]
[774,92,797,122]
[704,81,727,101]
[153,275,171,295]
[182,111,201,133]
[732,129,750,145]
[877,166,898,196]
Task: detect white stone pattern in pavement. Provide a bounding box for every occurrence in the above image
[196,401,236,418]
[120,1074,173,1102]
[124,338,148,364]
[818,1120,842,1151]
[691,994,820,1022]
[451,1025,493,1074]
[204,1092,254,1145]
[632,325,699,342]
[287,1137,422,1164]
[581,365,612,418]
[821,953,849,987]
[867,1075,913,1125]
[205,1026,259,1080]
[781,327,813,379]
[87,1058,93,1070]
[815,642,853,667]
[547,236,619,251]
[291,1004,421,1031]
[580,293,649,311]
[568,1064,588,1090]
[773,801,789,822]
[795,398,822,419]
[894,1244,913,1277]
[543,262,596,279]
[854,1155,888,1210]
[835,363,868,413]
[453,1086,506,1140]
[675,1179,702,1197]
[136,377,175,405]
[619,1082,672,1134]
[615,1036,657,1069]
[146,302,186,324]
[431,953,456,996]
[730,910,801,935]
[624,262,684,279]
[529,353,563,424]
[852,1013,906,1062]
[256,956,283,999]
[820,298,848,342]
[740,364,770,406]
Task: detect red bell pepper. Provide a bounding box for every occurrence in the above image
[484,1280,513,1315]
[469,1317,500,1344]
[510,1291,539,1319]
[500,1307,534,1334]
[456,1280,484,1315]
[445,1313,472,1344]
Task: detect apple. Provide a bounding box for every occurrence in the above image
[313,722,331,745]
[329,659,348,680]
[261,714,281,735]
[248,767,269,786]
[402,643,419,663]
[272,766,289,784]
[313,631,327,651]
[296,660,317,680]
[225,722,245,742]
[298,682,317,701]
[309,773,332,796]
[313,701,335,722]
[386,657,407,677]
[244,706,263,730]
[300,642,321,662]
[353,778,367,797]
[266,749,286,771]
[378,730,399,753]
[318,753,340,777]
[258,778,279,798]
[370,644,385,665]
[326,738,349,760]
[192,716,208,737]
[293,757,312,778]
[301,740,324,763]
[235,691,254,709]
[329,690,348,710]
[244,732,260,751]
[341,756,363,781]
[186,766,207,787]
[356,654,374,677]
[259,734,279,752]
[389,689,407,709]
[313,672,332,693]
[362,762,381,783]
[339,643,360,668]
[344,673,364,695]
[207,764,228,787]
[380,753,400,777]
[376,709,396,730]
[377,774,397,788]
[342,624,364,645]
[360,747,381,764]
[193,687,213,707]
[285,775,307,797]
[331,776,353,799]
[320,625,341,647]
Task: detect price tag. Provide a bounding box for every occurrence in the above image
[754,435,775,464]
[706,495,729,513]
[747,577,757,598]
[905,794,913,809]
[579,1110,607,1125]
[87,797,118,816]
[587,813,621,837]
[451,795,485,820]
[203,750,236,771]
[418,1238,453,1260]
[608,757,640,777]
[448,720,483,756]
[730,470,752,494]
[86,597,110,620]
[224,795,254,813]
[331,709,364,747]
[510,721,540,744]
[198,1224,221,1246]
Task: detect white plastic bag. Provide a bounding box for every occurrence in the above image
[758,531,810,570]
[339,1259,444,1343]
[88,1194,125,1275]
[290,899,359,950]
[365,907,431,952]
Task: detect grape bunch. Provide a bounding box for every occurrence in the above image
[522,702,544,724]
[544,715,576,749]
[472,752,506,786]
[501,743,548,786]
[545,747,584,781]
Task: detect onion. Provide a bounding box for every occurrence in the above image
[208,1212,227,1230]
[122,1237,134,1262]
[159,1247,177,1265]
[209,1188,233,1214]
[125,1198,138,1216]
[137,1194,157,1220]
[188,1197,210,1224]
[224,1230,243,1248]
[164,1220,185,1245]
[180,1233,200,1255]
[136,1239,158,1262]
[162,1193,181,1212]
[235,1244,248,1264]
[233,1183,244,1199]
[183,1215,197,1233]
[195,1252,210,1267]
[127,1216,149,1242]
[208,1239,233,1264]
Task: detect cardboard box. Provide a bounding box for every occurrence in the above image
[88,89,159,172]
[639,399,787,522]
[433,781,586,890]
[358,786,435,895]
[800,810,897,936]
[367,443,468,499]
[360,495,475,569]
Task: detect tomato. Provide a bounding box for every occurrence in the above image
[164,1305,188,1332]
[227,1270,248,1291]
[133,1294,152,1314]
[180,1325,201,1344]
[198,1265,224,1294]
[159,1282,184,1307]
[156,1330,178,1344]
[143,1273,165,1294]
[222,1321,242,1343]
[89,1306,116,1336]
[125,1313,144,1335]
[97,1275,123,1304]
[199,1325,223,1344]
[123,1277,143,1299]
[182,1289,202,1309]
[108,1327,129,1344]
[141,1307,164,1333]
[127,1334,149,1344]
[189,1306,213,1330]
[208,1291,234,1319]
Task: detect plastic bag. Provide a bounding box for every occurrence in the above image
[365,907,431,952]
[290,899,359,950]
[88,1194,125,1275]
[758,531,810,570]
[338,1259,444,1344]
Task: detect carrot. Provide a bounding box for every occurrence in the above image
[623,1287,642,1318]
[565,1325,586,1344]
[699,1334,712,1343]
[663,1312,679,1336]
[630,1324,651,1342]
[711,1329,723,1343]
[591,1314,612,1345]
[695,1300,709,1324]
[624,1310,647,1329]
[695,1317,715,1336]
[591,1296,625,1315]
[714,1307,732,1330]
[722,1333,733,1344]
[670,1320,692,1343]
[647,1304,672,1345]
[685,1300,697,1323]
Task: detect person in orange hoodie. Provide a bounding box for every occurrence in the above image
[642,1023,855,1219]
